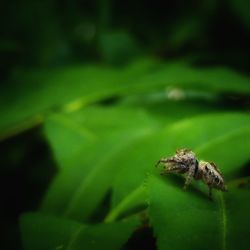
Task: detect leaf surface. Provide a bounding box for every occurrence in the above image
[111,113,250,208]
[148,175,250,250]
[2,61,250,139]
[41,106,157,221]
[20,212,138,250]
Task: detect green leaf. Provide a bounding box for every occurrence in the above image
[20,212,138,250]
[44,114,96,169]
[148,175,222,250]
[132,64,250,94]
[0,66,118,139]
[63,105,158,137]
[225,177,250,250]
[41,115,96,215]
[68,219,138,250]
[104,184,148,223]
[111,113,250,208]
[120,95,228,124]
[43,104,229,222]
[148,175,250,250]
[0,59,159,139]
[2,60,250,140]
[60,130,150,221]
[196,125,250,177]
[20,212,85,250]
[41,106,157,221]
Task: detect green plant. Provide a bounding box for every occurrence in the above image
[1,59,249,250]
[2,0,250,249]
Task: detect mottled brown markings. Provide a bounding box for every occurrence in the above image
[156,149,227,199]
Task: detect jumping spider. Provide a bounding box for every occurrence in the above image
[155,149,227,199]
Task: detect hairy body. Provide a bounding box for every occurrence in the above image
[156,149,227,199]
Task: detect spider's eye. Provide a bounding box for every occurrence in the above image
[215,176,220,183]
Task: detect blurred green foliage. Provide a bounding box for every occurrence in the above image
[1,0,250,250]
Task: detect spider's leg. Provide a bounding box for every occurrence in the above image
[155,158,169,167]
[207,185,213,200]
[183,164,196,190]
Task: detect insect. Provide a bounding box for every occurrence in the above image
[155,149,227,199]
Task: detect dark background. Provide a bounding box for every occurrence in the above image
[1,0,250,73]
